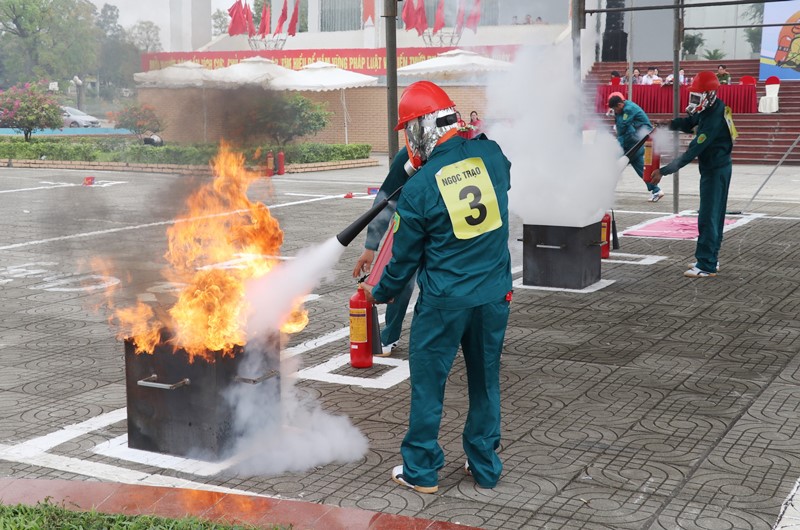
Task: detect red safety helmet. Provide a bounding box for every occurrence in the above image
[395,81,456,131]
[690,71,720,92]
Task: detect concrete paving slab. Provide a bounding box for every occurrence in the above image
[0,158,799,528]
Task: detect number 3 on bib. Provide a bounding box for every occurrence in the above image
[435,157,502,240]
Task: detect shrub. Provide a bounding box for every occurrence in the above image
[0,82,63,141]
[113,103,164,140]
[254,94,332,146]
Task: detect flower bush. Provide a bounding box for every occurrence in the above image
[113,104,164,140]
[0,83,63,141]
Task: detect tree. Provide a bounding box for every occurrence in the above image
[0,0,100,87]
[744,3,764,55]
[128,20,162,53]
[255,94,331,146]
[0,82,63,141]
[113,103,163,140]
[95,3,140,98]
[211,8,230,36]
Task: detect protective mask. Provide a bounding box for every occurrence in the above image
[686,91,715,114]
[404,108,458,163]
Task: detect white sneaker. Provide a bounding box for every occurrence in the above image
[689,261,720,272]
[684,266,716,278]
[391,465,438,494]
[376,340,398,357]
[649,190,665,202]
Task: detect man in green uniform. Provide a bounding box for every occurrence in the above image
[608,93,663,202]
[651,71,736,278]
[364,81,512,493]
[352,147,416,356]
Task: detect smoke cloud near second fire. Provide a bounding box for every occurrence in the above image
[485,41,624,228]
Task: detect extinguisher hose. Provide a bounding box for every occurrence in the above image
[336,186,403,247]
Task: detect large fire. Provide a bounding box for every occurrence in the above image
[114,142,308,362]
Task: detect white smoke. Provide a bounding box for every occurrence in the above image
[220,236,369,476]
[486,41,624,227]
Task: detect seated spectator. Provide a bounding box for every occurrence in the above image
[664,68,686,85]
[534,16,544,24]
[641,67,657,85]
[631,67,642,85]
[524,14,532,24]
[651,67,663,85]
[610,70,622,85]
[716,64,731,84]
[511,15,518,25]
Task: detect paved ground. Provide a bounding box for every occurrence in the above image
[0,156,799,529]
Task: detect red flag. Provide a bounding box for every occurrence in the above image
[244,3,256,37]
[455,0,466,33]
[288,0,300,36]
[401,0,417,32]
[257,3,270,37]
[414,0,428,36]
[274,0,288,35]
[465,0,481,32]
[433,0,445,34]
[362,0,375,25]
[227,0,247,36]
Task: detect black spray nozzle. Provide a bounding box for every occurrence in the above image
[336,186,403,247]
[623,130,652,163]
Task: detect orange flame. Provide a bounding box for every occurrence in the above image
[112,142,308,362]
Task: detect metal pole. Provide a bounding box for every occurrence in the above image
[672,0,682,213]
[627,0,634,101]
[588,0,787,15]
[384,0,399,159]
[571,0,581,88]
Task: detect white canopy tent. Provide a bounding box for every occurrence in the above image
[268,61,378,144]
[203,57,292,88]
[133,61,208,88]
[396,49,512,79]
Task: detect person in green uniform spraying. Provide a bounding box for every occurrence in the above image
[651,70,737,278]
[363,81,513,493]
[352,148,416,356]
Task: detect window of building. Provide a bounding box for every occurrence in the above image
[321,0,362,31]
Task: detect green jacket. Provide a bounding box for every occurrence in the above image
[364,148,410,251]
[660,99,732,175]
[615,100,652,152]
[372,135,512,309]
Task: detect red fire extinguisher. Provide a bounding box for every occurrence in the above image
[600,212,611,259]
[349,284,374,368]
[265,151,275,177]
[277,151,285,175]
[642,136,660,183]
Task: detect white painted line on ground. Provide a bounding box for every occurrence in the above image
[605,252,667,265]
[0,194,342,251]
[296,354,410,389]
[0,182,76,194]
[512,278,616,293]
[773,476,800,529]
[93,435,236,477]
[283,193,329,197]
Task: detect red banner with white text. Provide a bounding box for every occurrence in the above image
[141,46,519,76]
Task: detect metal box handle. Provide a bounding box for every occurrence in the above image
[535,244,565,250]
[137,374,190,390]
[234,369,279,385]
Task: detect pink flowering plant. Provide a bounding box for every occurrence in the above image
[113,104,163,140]
[0,83,63,141]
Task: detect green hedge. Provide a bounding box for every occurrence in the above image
[0,137,371,166]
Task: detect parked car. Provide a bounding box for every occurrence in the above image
[61,106,100,128]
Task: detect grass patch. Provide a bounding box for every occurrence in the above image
[0,499,290,529]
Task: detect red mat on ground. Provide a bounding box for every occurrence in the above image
[623,215,737,239]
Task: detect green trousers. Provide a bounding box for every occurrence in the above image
[696,164,732,273]
[400,298,509,488]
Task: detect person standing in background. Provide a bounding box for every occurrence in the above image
[608,94,664,202]
[650,71,736,278]
[469,111,483,138]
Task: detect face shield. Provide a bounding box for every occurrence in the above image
[686,90,716,115]
[404,107,458,164]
